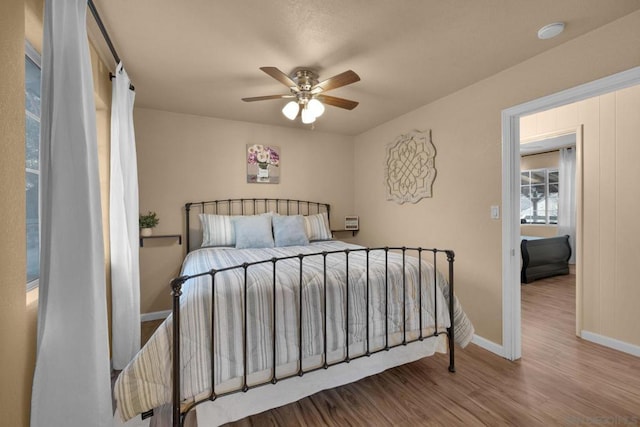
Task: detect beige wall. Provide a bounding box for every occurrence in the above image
[520,102,580,142]
[520,150,559,170]
[1,1,28,425]
[520,225,558,239]
[4,10,639,427]
[353,10,640,345]
[521,85,640,347]
[134,108,355,313]
[520,151,559,238]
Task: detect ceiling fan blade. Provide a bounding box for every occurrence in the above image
[316,94,359,110]
[311,70,360,94]
[260,67,299,91]
[242,94,295,102]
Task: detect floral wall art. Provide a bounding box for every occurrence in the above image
[384,130,436,204]
[247,144,280,184]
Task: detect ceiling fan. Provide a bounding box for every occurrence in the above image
[242,67,360,124]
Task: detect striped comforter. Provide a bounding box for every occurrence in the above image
[114,241,474,422]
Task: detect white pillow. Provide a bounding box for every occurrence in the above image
[199,214,236,247]
[303,212,332,241]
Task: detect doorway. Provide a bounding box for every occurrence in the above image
[519,128,580,354]
[500,66,640,361]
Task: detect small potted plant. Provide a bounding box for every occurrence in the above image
[139,211,159,237]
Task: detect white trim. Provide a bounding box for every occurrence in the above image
[140,310,171,322]
[25,40,41,66]
[574,125,585,335]
[581,331,640,358]
[503,67,640,119]
[501,111,522,361]
[501,66,640,361]
[471,334,505,358]
[27,278,39,293]
[520,132,576,155]
[520,127,577,144]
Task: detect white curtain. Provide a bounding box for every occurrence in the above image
[31,0,112,426]
[110,62,140,369]
[558,147,577,264]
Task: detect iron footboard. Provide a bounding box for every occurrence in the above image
[170,247,456,427]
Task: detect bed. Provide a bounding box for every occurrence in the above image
[520,235,571,284]
[113,199,474,427]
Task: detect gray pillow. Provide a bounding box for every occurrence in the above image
[273,215,309,247]
[233,215,274,249]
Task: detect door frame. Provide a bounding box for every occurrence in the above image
[501,66,640,361]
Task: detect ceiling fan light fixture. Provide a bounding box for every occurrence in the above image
[307,98,325,118]
[245,67,360,124]
[282,101,300,120]
[301,106,316,124]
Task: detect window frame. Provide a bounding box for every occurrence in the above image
[520,167,558,226]
[26,40,41,292]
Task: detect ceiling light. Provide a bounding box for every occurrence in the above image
[301,106,316,124]
[282,101,300,120]
[282,97,325,124]
[244,67,359,125]
[307,98,325,118]
[537,22,565,40]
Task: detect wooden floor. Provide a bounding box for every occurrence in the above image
[141,319,163,346]
[219,269,640,426]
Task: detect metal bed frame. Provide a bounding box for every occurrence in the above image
[170,198,456,427]
[184,198,331,251]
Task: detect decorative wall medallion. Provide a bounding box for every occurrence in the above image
[385,130,437,204]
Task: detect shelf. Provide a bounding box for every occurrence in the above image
[139,234,182,247]
[331,229,359,237]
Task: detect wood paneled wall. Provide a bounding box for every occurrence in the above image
[520,84,640,347]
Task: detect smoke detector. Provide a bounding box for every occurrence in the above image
[538,22,565,40]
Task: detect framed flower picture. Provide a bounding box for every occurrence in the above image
[247,144,280,184]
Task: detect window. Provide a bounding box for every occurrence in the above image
[26,42,41,290]
[520,168,558,225]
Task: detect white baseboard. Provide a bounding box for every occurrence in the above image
[581,330,640,357]
[140,310,171,322]
[471,334,505,358]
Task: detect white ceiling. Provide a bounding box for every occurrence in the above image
[89,0,640,136]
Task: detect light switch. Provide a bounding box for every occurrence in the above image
[491,205,500,219]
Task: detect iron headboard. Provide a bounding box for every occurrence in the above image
[184,198,331,252]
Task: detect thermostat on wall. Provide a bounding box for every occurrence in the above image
[345,216,359,231]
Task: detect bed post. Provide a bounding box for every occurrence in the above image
[446,250,456,373]
[185,203,192,252]
[171,276,187,427]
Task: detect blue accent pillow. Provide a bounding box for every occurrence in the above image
[272,215,309,247]
[233,215,275,249]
